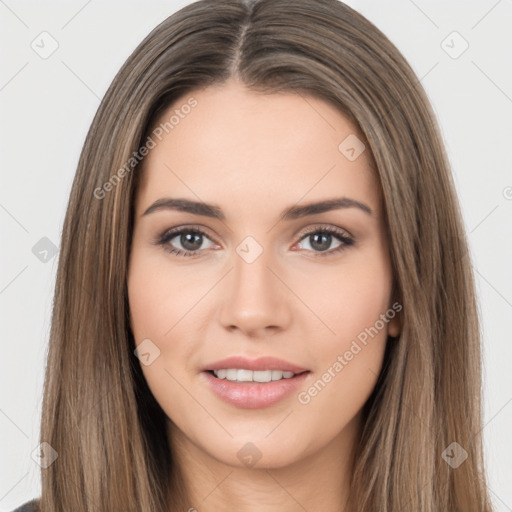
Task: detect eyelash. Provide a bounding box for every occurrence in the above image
[154,225,355,258]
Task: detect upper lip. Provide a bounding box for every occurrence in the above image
[202,356,309,374]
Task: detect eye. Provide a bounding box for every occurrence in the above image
[154,225,354,258]
[294,226,354,257]
[155,227,218,258]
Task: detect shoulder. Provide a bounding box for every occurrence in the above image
[11,499,40,512]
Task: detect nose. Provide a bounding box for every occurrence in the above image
[218,245,292,336]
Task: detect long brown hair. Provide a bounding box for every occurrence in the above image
[39,0,493,510]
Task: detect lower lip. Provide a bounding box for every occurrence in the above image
[201,371,310,409]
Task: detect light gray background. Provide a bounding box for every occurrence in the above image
[1,0,511,510]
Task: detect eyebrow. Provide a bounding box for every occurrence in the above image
[142,196,373,220]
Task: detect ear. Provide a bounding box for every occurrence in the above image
[387,312,401,338]
[387,285,402,338]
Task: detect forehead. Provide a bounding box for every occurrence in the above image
[135,80,380,217]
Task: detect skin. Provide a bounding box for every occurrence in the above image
[127,78,401,512]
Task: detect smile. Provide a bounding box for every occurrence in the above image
[211,369,297,382]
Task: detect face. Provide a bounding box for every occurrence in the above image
[127,78,400,470]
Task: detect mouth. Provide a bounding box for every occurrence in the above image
[200,358,311,409]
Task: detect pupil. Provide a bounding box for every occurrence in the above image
[181,233,202,251]
[311,233,330,252]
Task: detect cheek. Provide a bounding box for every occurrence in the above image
[127,253,199,424]
[127,248,207,340]
[297,246,392,407]
[127,248,209,386]
[301,242,393,351]
[330,264,392,344]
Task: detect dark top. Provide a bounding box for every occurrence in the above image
[11,499,39,512]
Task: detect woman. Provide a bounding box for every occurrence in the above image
[13,0,494,510]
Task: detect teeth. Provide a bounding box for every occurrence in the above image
[212,369,296,382]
